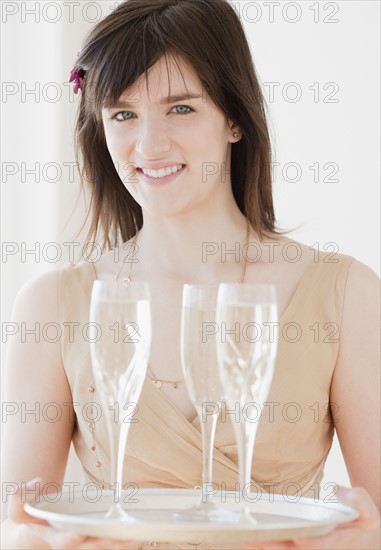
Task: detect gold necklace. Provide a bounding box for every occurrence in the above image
[115,218,252,389]
[148,365,183,390]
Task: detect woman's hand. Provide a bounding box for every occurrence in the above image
[244,486,380,550]
[7,478,138,550]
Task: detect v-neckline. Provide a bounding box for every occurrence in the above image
[86,253,320,426]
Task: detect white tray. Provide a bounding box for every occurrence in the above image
[25,488,358,543]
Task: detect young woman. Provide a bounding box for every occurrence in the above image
[2,1,380,548]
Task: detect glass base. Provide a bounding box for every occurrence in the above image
[103,502,138,523]
[236,509,258,527]
[173,499,240,524]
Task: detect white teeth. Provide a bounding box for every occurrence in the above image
[141,164,183,178]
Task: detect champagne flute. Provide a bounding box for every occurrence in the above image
[174,284,239,523]
[216,284,278,525]
[89,279,151,521]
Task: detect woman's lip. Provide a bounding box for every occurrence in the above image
[137,165,186,185]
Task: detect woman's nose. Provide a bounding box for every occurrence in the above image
[134,117,171,159]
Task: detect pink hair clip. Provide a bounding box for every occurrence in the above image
[69,66,86,94]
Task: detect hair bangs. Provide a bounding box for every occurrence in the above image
[83,16,193,121]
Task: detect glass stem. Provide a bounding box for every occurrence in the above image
[117,419,132,499]
[103,398,134,519]
[234,404,258,517]
[200,410,219,505]
[106,400,122,505]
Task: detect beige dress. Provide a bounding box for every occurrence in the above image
[59,251,355,549]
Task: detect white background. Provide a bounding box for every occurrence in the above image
[1,1,380,496]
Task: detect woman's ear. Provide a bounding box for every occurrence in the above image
[227,118,242,142]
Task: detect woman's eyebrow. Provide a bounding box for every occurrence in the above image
[107,92,203,109]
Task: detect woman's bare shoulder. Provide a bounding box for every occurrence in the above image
[12,268,61,316]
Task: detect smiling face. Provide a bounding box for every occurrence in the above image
[101,55,240,218]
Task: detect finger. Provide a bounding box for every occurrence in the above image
[334,486,380,530]
[34,528,139,550]
[81,538,138,550]
[244,540,299,549]
[7,478,48,526]
[29,523,87,549]
[47,538,163,550]
[291,527,354,549]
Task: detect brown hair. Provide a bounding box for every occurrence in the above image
[74,0,283,251]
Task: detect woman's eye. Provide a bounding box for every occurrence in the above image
[113,111,133,121]
[172,105,194,115]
